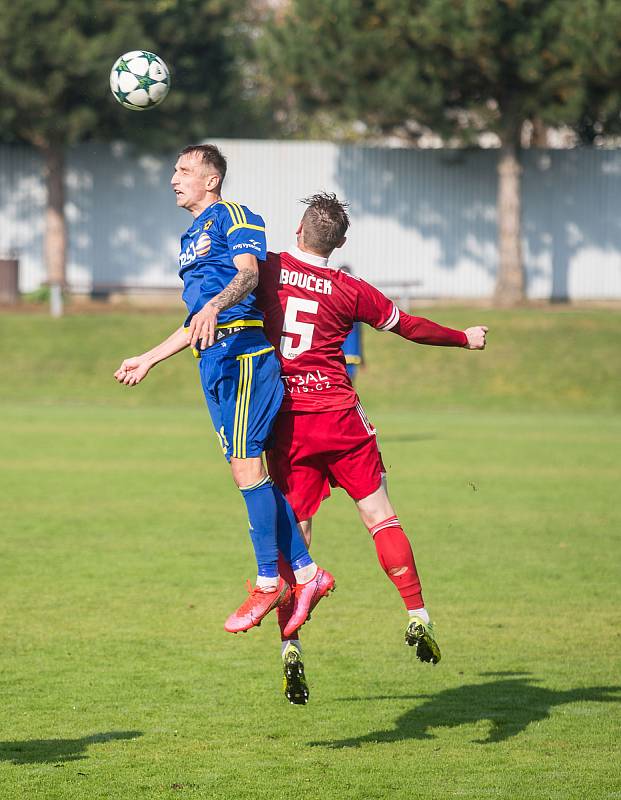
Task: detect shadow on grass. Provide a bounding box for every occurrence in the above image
[0,730,142,765]
[311,676,621,748]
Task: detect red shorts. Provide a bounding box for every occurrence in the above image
[267,403,384,521]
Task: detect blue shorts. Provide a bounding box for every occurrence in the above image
[198,330,284,461]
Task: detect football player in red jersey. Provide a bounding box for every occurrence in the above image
[256,193,488,704]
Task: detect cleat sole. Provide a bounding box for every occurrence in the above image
[283,659,309,705]
[405,622,441,665]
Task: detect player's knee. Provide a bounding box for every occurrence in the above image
[356,488,395,529]
[230,456,265,488]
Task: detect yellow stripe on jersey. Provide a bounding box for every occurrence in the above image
[232,356,242,456]
[233,358,244,458]
[219,200,242,227]
[226,222,266,236]
[232,346,275,458]
[241,357,253,458]
[229,201,247,225]
[183,326,201,358]
[233,357,249,458]
[236,346,274,359]
[183,320,264,358]
[216,319,263,329]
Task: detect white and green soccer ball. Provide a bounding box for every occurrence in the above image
[110,51,171,111]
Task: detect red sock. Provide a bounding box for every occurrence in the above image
[370,516,424,610]
[277,552,296,641]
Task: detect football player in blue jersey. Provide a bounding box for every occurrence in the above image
[114,144,334,636]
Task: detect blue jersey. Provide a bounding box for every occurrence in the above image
[342,322,362,364]
[178,199,267,326]
[343,321,363,382]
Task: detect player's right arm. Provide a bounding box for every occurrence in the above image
[114,325,189,387]
[186,252,259,351]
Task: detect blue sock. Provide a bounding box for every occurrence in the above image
[272,484,313,570]
[239,477,279,578]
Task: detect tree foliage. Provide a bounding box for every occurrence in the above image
[256,0,621,304]
[570,0,621,143]
[257,0,621,145]
[0,0,269,150]
[0,0,270,305]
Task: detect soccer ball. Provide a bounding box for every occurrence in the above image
[110,51,170,111]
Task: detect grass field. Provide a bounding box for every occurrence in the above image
[0,307,620,799]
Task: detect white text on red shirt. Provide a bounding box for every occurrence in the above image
[279,268,332,295]
[282,369,331,393]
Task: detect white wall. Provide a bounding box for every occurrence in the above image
[1,140,620,300]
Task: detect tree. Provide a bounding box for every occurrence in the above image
[0,0,266,314]
[570,0,621,145]
[256,0,620,305]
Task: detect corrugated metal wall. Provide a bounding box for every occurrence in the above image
[1,140,620,299]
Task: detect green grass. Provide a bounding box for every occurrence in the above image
[0,308,620,799]
[0,306,619,412]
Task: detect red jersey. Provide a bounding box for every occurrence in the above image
[257,248,467,412]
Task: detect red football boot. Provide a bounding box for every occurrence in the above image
[277,588,296,641]
[224,577,291,633]
[283,568,335,637]
[276,554,297,641]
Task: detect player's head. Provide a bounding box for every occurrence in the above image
[171,144,227,216]
[298,192,350,257]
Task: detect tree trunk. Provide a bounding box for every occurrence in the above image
[42,142,67,317]
[530,117,548,148]
[494,132,525,306]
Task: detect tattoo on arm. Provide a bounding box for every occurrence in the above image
[211,267,258,312]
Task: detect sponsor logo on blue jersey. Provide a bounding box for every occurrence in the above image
[179,241,197,267]
[233,238,262,252]
[196,233,211,256]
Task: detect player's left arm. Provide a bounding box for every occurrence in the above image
[462,325,488,349]
[353,277,488,349]
[187,253,259,350]
[394,313,488,349]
